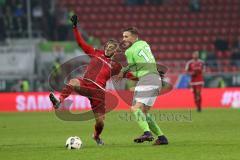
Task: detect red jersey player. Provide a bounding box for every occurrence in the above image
[49,15,133,145]
[185,51,205,112]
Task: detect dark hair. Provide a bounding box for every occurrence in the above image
[104,38,119,50]
[122,27,139,35]
[106,38,118,44]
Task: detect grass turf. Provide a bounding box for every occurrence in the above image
[0,109,240,160]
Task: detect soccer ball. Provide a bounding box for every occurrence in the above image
[65,136,83,149]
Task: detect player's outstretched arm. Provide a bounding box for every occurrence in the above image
[71,15,95,55]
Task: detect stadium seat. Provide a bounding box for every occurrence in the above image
[58,0,240,74]
[216,51,224,59]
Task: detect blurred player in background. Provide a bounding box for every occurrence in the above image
[185,51,205,112]
[49,15,132,145]
[116,27,168,145]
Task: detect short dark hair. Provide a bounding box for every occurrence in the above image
[122,27,139,35]
[106,38,118,44]
[104,38,119,50]
[105,39,119,47]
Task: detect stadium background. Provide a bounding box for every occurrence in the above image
[0,0,239,111]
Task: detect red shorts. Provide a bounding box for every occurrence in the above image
[191,84,203,91]
[77,78,106,115]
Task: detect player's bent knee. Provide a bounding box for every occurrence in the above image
[131,106,137,112]
[95,113,105,121]
[96,116,105,124]
[131,103,143,112]
[131,105,139,112]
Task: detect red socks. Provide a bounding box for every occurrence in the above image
[194,95,202,111]
[94,122,104,139]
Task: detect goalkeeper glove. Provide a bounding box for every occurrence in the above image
[71,15,78,28]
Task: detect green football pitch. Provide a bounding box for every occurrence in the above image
[0,109,239,160]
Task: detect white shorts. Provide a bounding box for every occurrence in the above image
[133,74,162,106]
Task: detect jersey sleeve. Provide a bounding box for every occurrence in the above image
[121,50,135,73]
[73,27,95,55]
[126,50,135,68]
[111,60,138,80]
[185,61,190,71]
[111,61,122,76]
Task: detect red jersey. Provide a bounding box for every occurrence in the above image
[185,59,205,85]
[73,28,128,90]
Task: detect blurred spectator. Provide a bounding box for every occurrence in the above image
[10,82,20,92]
[32,4,43,18]
[20,79,30,92]
[214,37,229,51]
[147,0,163,5]
[55,7,73,40]
[199,50,208,61]
[32,3,43,21]
[0,18,5,42]
[2,0,55,39]
[52,57,62,84]
[45,10,57,40]
[4,6,14,36]
[13,2,25,37]
[31,1,44,37]
[0,5,6,42]
[2,0,27,37]
[40,0,56,39]
[217,77,226,88]
[53,44,65,60]
[189,0,201,12]
[36,80,44,91]
[14,3,24,17]
[231,48,240,67]
[206,51,217,68]
[232,37,240,49]
[125,0,145,6]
